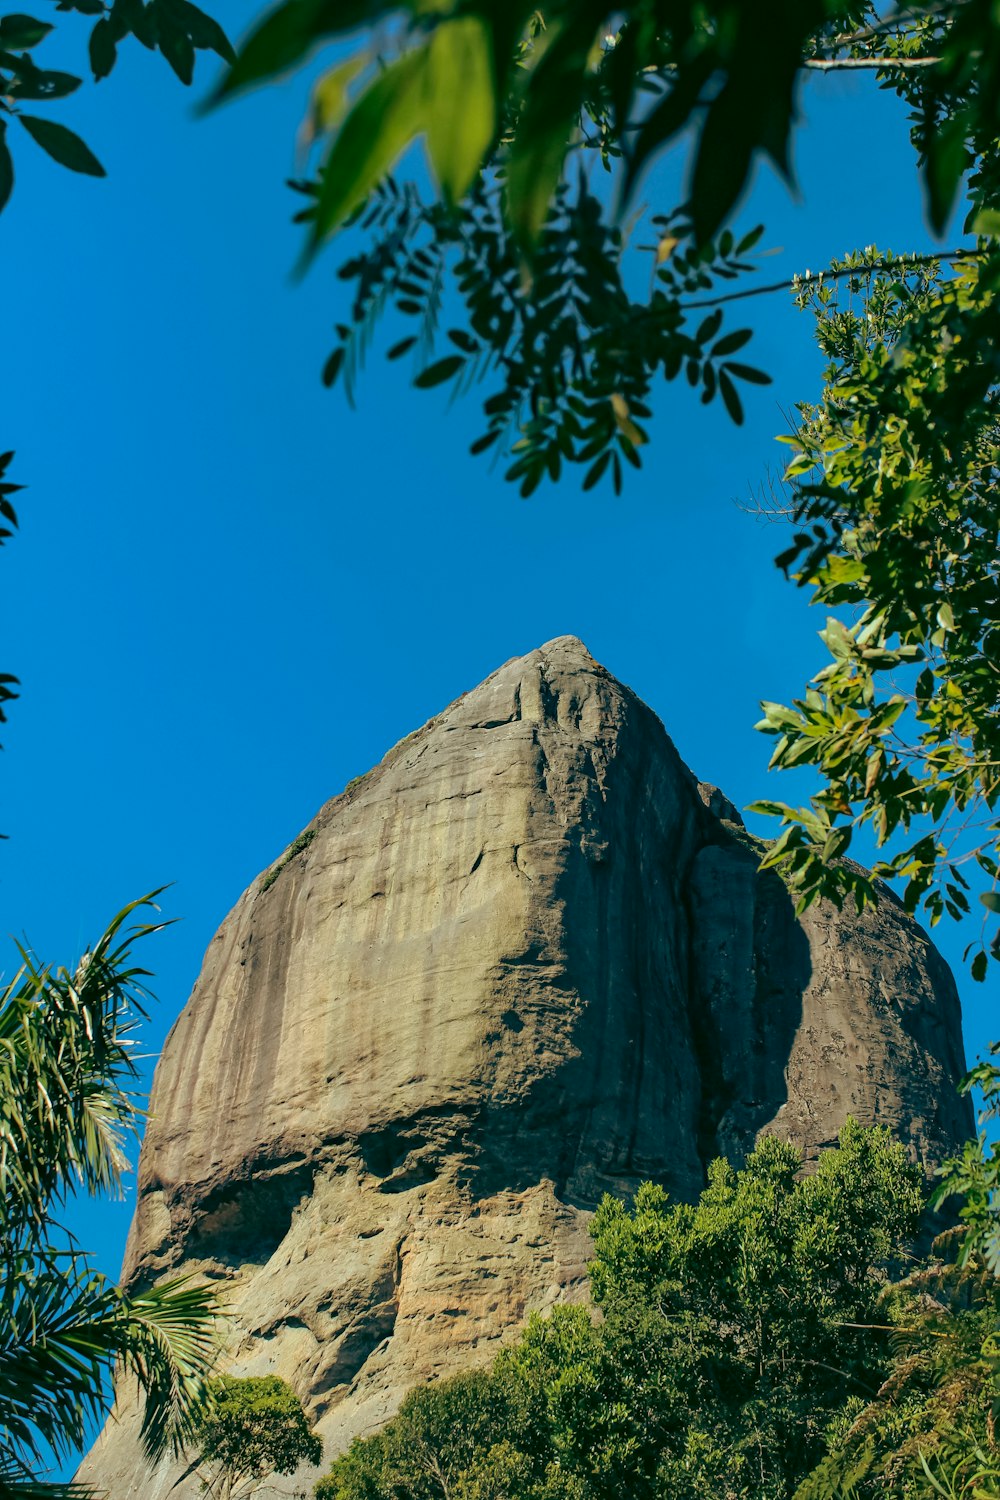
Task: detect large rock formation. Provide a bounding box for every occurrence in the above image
[79,637,972,1498]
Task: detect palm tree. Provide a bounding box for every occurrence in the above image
[0,894,220,1498]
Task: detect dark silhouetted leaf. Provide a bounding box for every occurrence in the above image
[156,13,195,83]
[18,114,105,175]
[387,336,417,361]
[622,55,713,206]
[924,107,969,236]
[582,450,611,491]
[718,367,744,425]
[89,16,117,77]
[168,0,233,60]
[725,360,771,385]
[710,328,752,358]
[321,347,344,387]
[9,65,82,97]
[214,0,373,102]
[0,124,13,213]
[414,354,465,388]
[0,13,52,47]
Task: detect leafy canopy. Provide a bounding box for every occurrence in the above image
[749,246,1000,969]
[316,1123,929,1500]
[209,3,1000,500]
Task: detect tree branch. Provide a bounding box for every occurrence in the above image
[803,54,941,70]
[680,248,987,312]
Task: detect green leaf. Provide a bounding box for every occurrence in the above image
[213,0,375,103]
[321,346,344,388]
[823,826,851,862]
[735,223,764,254]
[308,54,365,140]
[971,208,1000,237]
[710,328,752,358]
[8,67,82,99]
[386,336,417,362]
[622,54,713,208]
[155,8,195,84]
[689,79,758,245]
[308,46,429,251]
[505,12,597,248]
[725,361,771,385]
[582,451,611,491]
[0,13,53,48]
[979,892,1000,913]
[972,949,989,982]
[18,115,105,176]
[167,0,234,61]
[746,799,793,819]
[718,367,743,425]
[89,16,117,79]
[413,354,465,389]
[0,122,14,214]
[924,111,968,236]
[424,16,495,205]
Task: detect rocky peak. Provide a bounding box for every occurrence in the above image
[80,637,971,1498]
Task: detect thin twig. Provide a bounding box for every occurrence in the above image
[680,248,987,311]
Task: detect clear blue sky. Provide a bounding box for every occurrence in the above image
[1,6,993,1466]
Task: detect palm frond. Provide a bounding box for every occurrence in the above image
[0,893,168,1245]
[118,1277,222,1461]
[0,896,222,1488]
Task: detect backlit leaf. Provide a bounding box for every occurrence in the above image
[214,0,375,102]
[424,16,495,205]
[309,46,429,250]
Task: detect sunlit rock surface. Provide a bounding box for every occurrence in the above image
[79,636,971,1497]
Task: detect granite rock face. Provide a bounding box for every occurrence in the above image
[79,637,972,1497]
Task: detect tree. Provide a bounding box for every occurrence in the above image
[748,247,1000,968]
[0,895,221,1499]
[185,1375,322,1499]
[315,1123,927,1500]
[792,1244,1000,1498]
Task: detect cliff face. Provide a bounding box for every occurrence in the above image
[79,637,972,1497]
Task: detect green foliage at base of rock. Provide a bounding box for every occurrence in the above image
[313,1122,1000,1500]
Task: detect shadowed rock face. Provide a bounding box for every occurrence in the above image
[79,637,972,1497]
